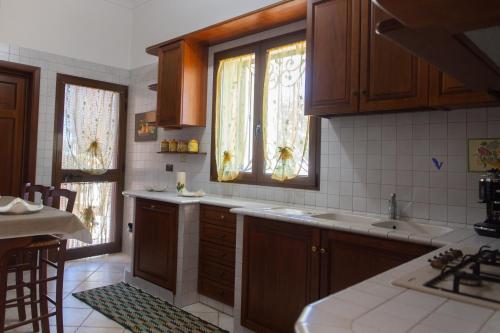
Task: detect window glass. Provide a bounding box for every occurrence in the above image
[214,53,255,181]
[262,41,309,180]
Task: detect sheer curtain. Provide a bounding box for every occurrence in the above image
[214,53,255,181]
[63,84,120,173]
[62,84,119,248]
[262,41,309,181]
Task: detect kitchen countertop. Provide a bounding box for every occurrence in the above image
[123,189,500,332]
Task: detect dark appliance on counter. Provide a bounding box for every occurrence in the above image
[474,169,500,238]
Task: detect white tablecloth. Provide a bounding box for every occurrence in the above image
[0,197,92,243]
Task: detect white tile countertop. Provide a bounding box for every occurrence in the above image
[294,235,500,333]
[123,189,500,333]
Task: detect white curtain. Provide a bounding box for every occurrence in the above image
[262,41,310,181]
[214,54,255,181]
[62,84,120,174]
[62,84,119,249]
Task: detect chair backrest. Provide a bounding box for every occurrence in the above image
[21,183,53,204]
[46,188,77,213]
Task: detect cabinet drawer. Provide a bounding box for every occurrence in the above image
[200,204,236,228]
[200,223,235,247]
[136,198,177,213]
[200,241,235,266]
[199,259,234,287]
[199,277,234,306]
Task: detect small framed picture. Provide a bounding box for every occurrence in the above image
[468,138,500,172]
[135,111,157,142]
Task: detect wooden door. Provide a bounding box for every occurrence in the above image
[242,216,320,333]
[134,198,178,292]
[429,67,497,108]
[53,74,127,260]
[306,0,360,116]
[359,0,428,112]
[0,73,25,196]
[157,41,183,128]
[320,230,434,296]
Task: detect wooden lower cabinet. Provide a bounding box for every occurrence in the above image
[241,217,320,333]
[133,198,178,292]
[198,205,236,306]
[241,217,435,333]
[319,230,435,296]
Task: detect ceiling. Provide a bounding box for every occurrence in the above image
[104,0,151,9]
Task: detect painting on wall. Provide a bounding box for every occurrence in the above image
[468,138,500,172]
[135,111,157,142]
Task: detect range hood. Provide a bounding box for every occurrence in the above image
[373,0,500,98]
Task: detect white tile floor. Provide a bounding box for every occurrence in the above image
[6,253,233,332]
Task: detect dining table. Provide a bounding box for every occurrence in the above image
[0,196,92,266]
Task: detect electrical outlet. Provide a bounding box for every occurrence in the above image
[165,164,174,172]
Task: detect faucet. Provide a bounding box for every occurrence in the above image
[388,193,397,220]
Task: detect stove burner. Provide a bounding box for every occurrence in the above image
[453,271,482,290]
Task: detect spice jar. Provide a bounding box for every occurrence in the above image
[177,140,188,152]
[168,139,178,152]
[188,139,199,153]
[161,140,168,152]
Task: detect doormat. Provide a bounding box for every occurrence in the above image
[73,282,228,333]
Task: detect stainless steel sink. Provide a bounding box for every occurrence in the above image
[372,221,452,237]
[311,213,380,224]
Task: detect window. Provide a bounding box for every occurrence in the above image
[211,32,320,189]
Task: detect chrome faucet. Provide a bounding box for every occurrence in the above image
[388,193,397,220]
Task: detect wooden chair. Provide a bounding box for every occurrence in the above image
[20,183,53,204]
[2,187,77,332]
[45,188,77,213]
[0,236,67,333]
[8,183,53,331]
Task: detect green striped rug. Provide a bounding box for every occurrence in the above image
[73,282,228,333]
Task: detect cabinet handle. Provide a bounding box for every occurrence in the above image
[150,205,156,209]
[220,214,225,220]
[311,246,318,253]
[361,90,367,95]
[320,248,326,254]
[352,91,359,97]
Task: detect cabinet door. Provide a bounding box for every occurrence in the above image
[306,0,360,116]
[157,42,183,127]
[242,217,320,333]
[134,199,178,291]
[429,67,497,108]
[359,0,428,112]
[320,230,434,297]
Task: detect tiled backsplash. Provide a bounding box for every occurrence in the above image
[124,58,500,237]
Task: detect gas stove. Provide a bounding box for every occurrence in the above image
[393,246,500,310]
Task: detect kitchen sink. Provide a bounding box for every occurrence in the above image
[372,221,452,236]
[267,207,315,216]
[311,213,380,224]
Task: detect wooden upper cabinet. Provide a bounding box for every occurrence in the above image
[359,0,429,112]
[305,0,360,116]
[429,66,498,108]
[156,40,207,128]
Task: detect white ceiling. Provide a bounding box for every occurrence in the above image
[103,0,151,9]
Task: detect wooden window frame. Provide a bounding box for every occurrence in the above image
[210,31,320,190]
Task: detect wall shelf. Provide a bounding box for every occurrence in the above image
[148,83,158,91]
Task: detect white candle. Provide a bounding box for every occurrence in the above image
[176,172,186,192]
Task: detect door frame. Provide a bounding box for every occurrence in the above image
[0,60,41,192]
[53,74,128,260]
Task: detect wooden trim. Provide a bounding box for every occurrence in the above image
[209,31,320,190]
[53,74,128,259]
[146,0,306,55]
[0,60,41,192]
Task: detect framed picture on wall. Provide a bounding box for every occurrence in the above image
[135,111,157,142]
[468,138,500,172]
